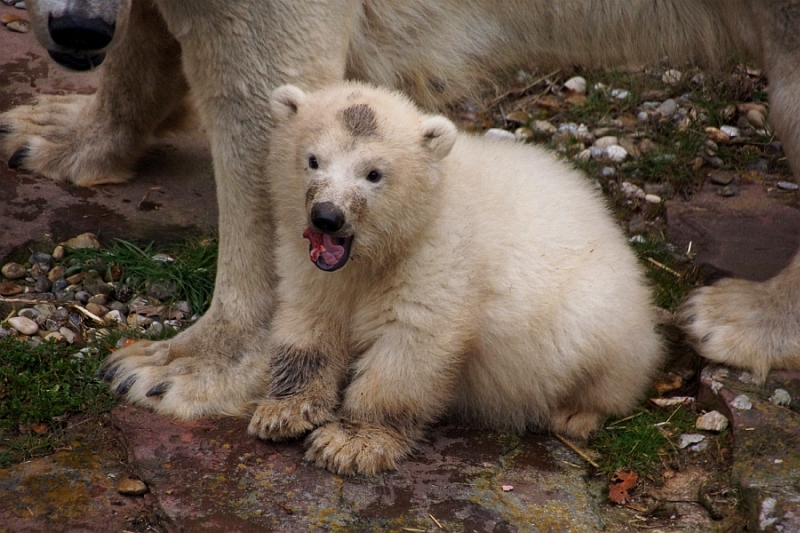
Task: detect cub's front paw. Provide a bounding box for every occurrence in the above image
[305,421,413,476]
[248,394,337,441]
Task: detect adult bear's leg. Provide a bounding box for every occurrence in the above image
[680,2,800,381]
[101,0,360,418]
[0,0,189,186]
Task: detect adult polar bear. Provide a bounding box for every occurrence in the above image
[1,0,799,418]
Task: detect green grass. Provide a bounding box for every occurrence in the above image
[590,405,698,476]
[66,236,218,314]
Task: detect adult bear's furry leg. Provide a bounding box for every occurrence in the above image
[0,0,189,186]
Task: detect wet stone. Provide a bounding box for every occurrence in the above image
[52,279,69,293]
[1,261,27,280]
[8,316,38,335]
[34,276,52,293]
[0,283,24,296]
[74,290,91,304]
[29,252,52,266]
[18,308,39,320]
[47,265,65,282]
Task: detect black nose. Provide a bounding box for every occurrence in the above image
[311,202,345,233]
[49,14,115,51]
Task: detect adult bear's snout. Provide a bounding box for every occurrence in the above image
[49,14,116,51]
[310,202,346,234]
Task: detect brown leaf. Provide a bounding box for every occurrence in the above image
[608,470,639,504]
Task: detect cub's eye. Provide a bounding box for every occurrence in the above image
[308,156,319,169]
[366,169,382,183]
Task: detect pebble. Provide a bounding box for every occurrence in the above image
[610,89,629,100]
[656,99,678,117]
[513,127,532,141]
[720,125,740,138]
[18,308,39,320]
[104,310,126,324]
[705,127,730,144]
[717,185,740,197]
[117,478,148,496]
[8,316,38,335]
[62,233,101,249]
[746,109,766,129]
[34,276,52,293]
[47,265,66,282]
[777,181,799,191]
[504,111,529,124]
[600,166,616,178]
[0,283,23,296]
[59,327,78,344]
[29,252,52,266]
[6,19,29,32]
[769,389,791,406]
[644,193,661,204]
[661,69,682,85]
[2,262,27,280]
[621,181,646,200]
[594,136,619,150]
[74,290,91,304]
[731,394,753,410]
[695,410,729,432]
[52,245,65,260]
[605,145,628,163]
[563,76,587,93]
[532,120,556,135]
[709,172,734,186]
[44,331,65,343]
[85,303,109,316]
[484,128,516,142]
[678,433,705,449]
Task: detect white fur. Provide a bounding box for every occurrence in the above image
[253,83,663,474]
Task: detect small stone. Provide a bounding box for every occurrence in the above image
[0,327,10,338]
[2,262,27,280]
[717,185,740,197]
[87,294,108,305]
[47,265,66,282]
[678,433,705,449]
[661,69,682,85]
[117,478,148,496]
[52,278,69,293]
[770,389,791,406]
[576,148,592,162]
[66,273,86,285]
[74,290,91,304]
[532,120,556,135]
[147,321,164,336]
[18,308,39,320]
[0,283,24,296]
[504,111,529,124]
[709,172,734,186]
[695,410,729,432]
[127,313,152,327]
[52,245,65,260]
[59,327,78,344]
[766,141,783,155]
[44,331,65,343]
[705,127,729,144]
[731,394,753,410]
[62,232,101,249]
[720,125,740,138]
[146,280,178,302]
[605,145,628,163]
[6,19,29,32]
[610,88,629,100]
[600,166,615,178]
[594,136,619,150]
[513,127,532,141]
[484,128,516,142]
[746,109,766,129]
[34,276,52,293]
[1,13,21,24]
[8,316,38,335]
[29,252,52,266]
[85,303,109,316]
[656,99,678,117]
[620,181,645,200]
[104,310,126,324]
[777,181,799,191]
[108,301,129,313]
[564,76,587,93]
[33,304,56,317]
[644,193,661,204]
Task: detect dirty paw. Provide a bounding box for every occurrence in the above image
[305,421,413,476]
[248,395,337,441]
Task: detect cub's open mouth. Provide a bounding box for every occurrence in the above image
[302,227,353,272]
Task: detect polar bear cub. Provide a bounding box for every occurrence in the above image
[248,82,663,475]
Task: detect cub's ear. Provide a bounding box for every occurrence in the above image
[270,85,306,125]
[420,116,457,161]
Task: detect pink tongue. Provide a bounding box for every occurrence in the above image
[302,228,346,266]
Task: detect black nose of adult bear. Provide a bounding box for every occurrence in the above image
[49,14,115,51]
[311,202,345,233]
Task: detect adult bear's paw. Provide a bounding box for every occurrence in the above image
[100,314,272,419]
[248,393,337,441]
[304,421,413,476]
[680,276,800,382]
[0,94,138,186]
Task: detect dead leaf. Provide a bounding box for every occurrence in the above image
[608,470,639,504]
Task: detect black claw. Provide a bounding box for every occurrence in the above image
[8,146,29,170]
[99,363,119,382]
[115,375,137,395]
[146,382,171,397]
